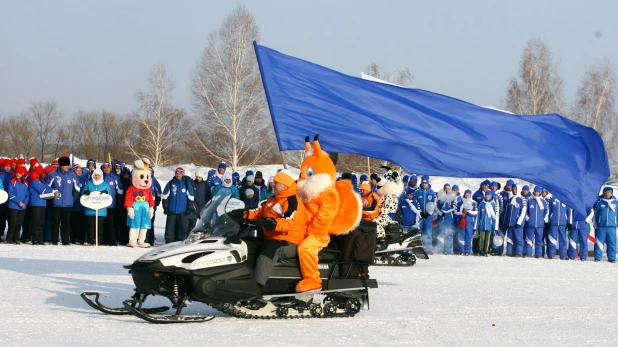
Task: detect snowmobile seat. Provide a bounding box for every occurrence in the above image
[274,249,341,268]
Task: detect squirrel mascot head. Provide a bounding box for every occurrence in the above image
[132,158,153,190]
[297,135,337,201]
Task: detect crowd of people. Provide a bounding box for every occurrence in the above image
[1,156,616,264]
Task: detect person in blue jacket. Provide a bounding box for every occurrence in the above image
[162,167,196,243]
[351,173,359,193]
[81,169,111,246]
[472,180,491,205]
[524,186,549,258]
[547,193,571,259]
[436,184,457,254]
[47,157,80,245]
[261,175,275,201]
[504,185,527,257]
[232,171,241,188]
[70,164,88,244]
[493,179,515,255]
[86,159,96,179]
[414,175,437,253]
[451,185,463,254]
[568,207,593,261]
[0,159,11,242]
[520,185,532,202]
[101,162,122,245]
[212,171,240,199]
[146,166,162,245]
[28,169,55,245]
[456,189,478,255]
[593,187,618,262]
[400,188,420,228]
[6,166,30,244]
[475,190,499,256]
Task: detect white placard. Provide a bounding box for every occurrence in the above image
[80,191,113,210]
[0,190,7,204]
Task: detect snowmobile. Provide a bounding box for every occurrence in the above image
[81,191,378,323]
[374,223,429,266]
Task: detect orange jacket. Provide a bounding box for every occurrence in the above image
[246,184,306,245]
[361,192,380,221]
[303,186,340,237]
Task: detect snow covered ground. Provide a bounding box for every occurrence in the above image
[1,230,617,346]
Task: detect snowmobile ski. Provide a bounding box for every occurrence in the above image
[122,298,216,324]
[81,292,170,316]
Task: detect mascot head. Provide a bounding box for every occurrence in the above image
[132,158,152,189]
[376,166,404,198]
[297,134,337,201]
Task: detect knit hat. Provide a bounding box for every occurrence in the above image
[15,165,27,176]
[511,184,518,190]
[506,179,515,186]
[195,168,207,178]
[405,187,415,195]
[114,162,122,169]
[51,159,59,167]
[360,174,368,181]
[410,175,418,182]
[17,157,25,166]
[29,157,38,167]
[255,171,263,179]
[370,173,379,181]
[481,179,490,187]
[101,162,111,169]
[86,159,96,167]
[58,156,71,166]
[533,186,542,193]
[351,173,358,184]
[232,172,240,182]
[246,175,255,182]
[490,181,498,188]
[245,188,255,197]
[421,175,429,183]
[72,164,81,172]
[485,190,493,196]
[603,187,613,193]
[341,172,352,180]
[175,167,185,175]
[30,171,40,182]
[360,181,371,191]
[218,162,226,170]
[522,185,530,191]
[452,185,459,191]
[464,189,472,196]
[245,169,254,178]
[44,165,56,175]
[2,159,11,167]
[444,183,451,188]
[403,175,410,182]
[10,158,16,166]
[274,169,295,188]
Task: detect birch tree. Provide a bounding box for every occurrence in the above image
[191,5,271,170]
[29,100,62,162]
[505,38,564,115]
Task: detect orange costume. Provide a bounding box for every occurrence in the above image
[295,135,362,293]
[360,181,381,221]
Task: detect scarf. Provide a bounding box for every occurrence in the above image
[534,196,545,210]
[483,200,496,220]
[405,199,420,215]
[92,169,104,185]
[603,198,616,212]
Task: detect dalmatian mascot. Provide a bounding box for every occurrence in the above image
[373,166,404,238]
[124,158,155,247]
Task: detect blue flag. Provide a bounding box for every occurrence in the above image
[254,42,609,218]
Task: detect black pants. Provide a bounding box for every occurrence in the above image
[146,213,156,245]
[51,207,72,244]
[20,207,32,242]
[115,205,128,245]
[87,215,105,245]
[104,209,115,245]
[7,209,26,243]
[0,203,9,237]
[164,213,187,243]
[30,206,46,244]
[70,211,87,244]
[187,217,197,235]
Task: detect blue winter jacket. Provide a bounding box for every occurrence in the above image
[525,196,549,228]
[475,199,499,231]
[548,197,570,226]
[81,180,111,217]
[594,197,618,227]
[0,170,10,204]
[102,173,122,208]
[414,187,437,214]
[400,198,421,227]
[162,177,196,214]
[456,198,478,225]
[499,190,513,224]
[212,184,240,200]
[261,187,274,201]
[29,178,53,207]
[47,170,80,207]
[472,189,487,205]
[503,196,527,227]
[72,174,89,212]
[437,199,457,224]
[8,180,29,210]
[151,176,162,210]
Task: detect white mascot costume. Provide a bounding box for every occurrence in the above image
[125,158,155,247]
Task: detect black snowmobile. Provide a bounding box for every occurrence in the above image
[81,191,378,323]
[374,223,429,266]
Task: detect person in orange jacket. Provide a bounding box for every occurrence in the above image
[296,135,362,293]
[360,181,380,221]
[241,169,306,288]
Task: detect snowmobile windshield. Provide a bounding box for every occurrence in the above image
[185,190,245,244]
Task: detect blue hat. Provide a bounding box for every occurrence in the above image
[533,186,542,193]
[452,185,459,190]
[490,181,498,188]
[403,175,409,182]
[464,189,472,196]
[360,174,368,181]
[232,172,240,182]
[405,187,415,195]
[481,180,490,187]
[522,185,530,191]
[603,187,613,193]
[506,179,515,186]
[444,183,451,188]
[245,169,254,177]
[421,175,429,183]
[207,169,216,178]
[351,173,358,184]
[86,159,96,167]
[484,190,494,198]
[410,175,418,182]
[218,162,226,170]
[511,184,518,189]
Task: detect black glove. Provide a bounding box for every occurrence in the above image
[101,189,108,195]
[83,190,91,196]
[421,212,429,219]
[184,210,190,215]
[566,223,572,231]
[223,235,242,245]
[256,217,277,230]
[163,208,168,215]
[227,209,246,220]
[515,224,521,228]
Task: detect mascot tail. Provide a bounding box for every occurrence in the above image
[329,180,362,235]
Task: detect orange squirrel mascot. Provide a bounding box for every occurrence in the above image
[296,135,362,292]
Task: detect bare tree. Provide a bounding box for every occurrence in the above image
[571,59,617,169]
[5,114,36,157]
[365,62,413,86]
[191,5,272,170]
[127,63,184,169]
[505,38,564,115]
[29,100,62,161]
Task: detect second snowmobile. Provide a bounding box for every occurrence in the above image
[374,223,429,266]
[81,191,378,323]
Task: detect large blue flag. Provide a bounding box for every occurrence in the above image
[254,42,609,218]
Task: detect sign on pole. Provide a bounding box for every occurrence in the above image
[80,191,113,246]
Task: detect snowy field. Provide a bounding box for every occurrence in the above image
[1,232,617,346]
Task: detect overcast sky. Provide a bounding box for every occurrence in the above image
[1,0,616,118]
